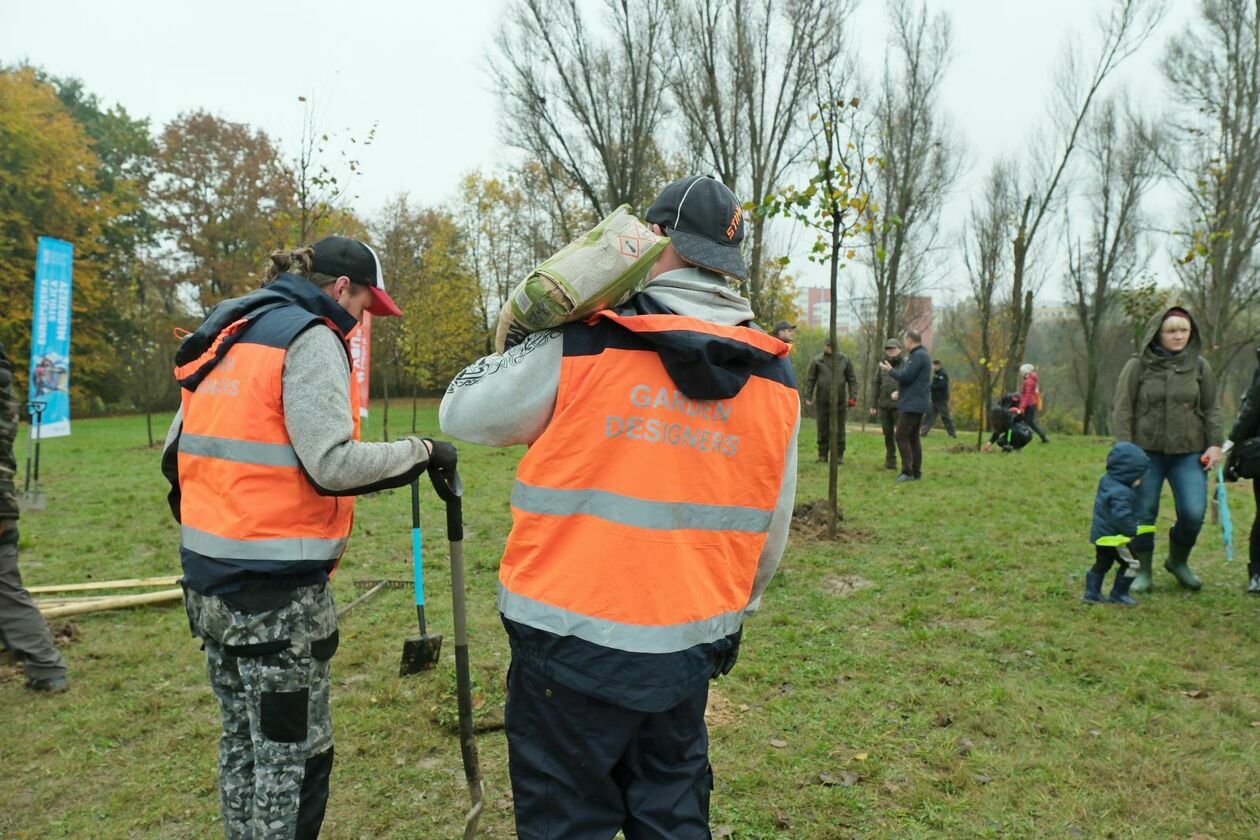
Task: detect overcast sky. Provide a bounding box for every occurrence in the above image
[2,0,1199,301]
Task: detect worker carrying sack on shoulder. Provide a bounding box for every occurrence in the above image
[494,205,669,353]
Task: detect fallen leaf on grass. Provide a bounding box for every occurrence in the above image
[1088,729,1102,737]
[957,738,973,756]
[882,780,900,794]
[976,774,992,785]
[818,772,860,787]
[852,752,868,761]
[714,826,734,838]
[1183,690,1209,700]
[773,808,792,829]
[769,738,788,749]
[1250,721,1260,728]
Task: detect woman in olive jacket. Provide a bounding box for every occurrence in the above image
[1225,346,1260,593]
[1111,305,1224,593]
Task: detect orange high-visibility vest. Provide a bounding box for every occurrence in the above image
[176,303,360,590]
[498,310,799,655]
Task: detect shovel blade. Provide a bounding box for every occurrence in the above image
[399,634,443,675]
[19,491,46,512]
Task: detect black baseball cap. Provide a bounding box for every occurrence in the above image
[774,321,795,332]
[310,235,402,317]
[646,175,747,280]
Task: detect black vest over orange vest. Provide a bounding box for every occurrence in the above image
[173,275,360,595]
[500,304,798,709]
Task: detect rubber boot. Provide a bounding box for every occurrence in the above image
[1082,569,1105,603]
[1108,572,1139,606]
[1130,547,1154,594]
[1163,538,1202,591]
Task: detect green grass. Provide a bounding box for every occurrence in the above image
[3,407,1260,838]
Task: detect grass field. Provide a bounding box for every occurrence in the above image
[3,405,1260,839]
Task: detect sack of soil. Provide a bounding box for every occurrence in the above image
[494,205,668,353]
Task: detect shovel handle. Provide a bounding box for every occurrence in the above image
[428,450,463,542]
[411,480,426,610]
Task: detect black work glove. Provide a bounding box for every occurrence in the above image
[422,438,457,473]
[713,626,743,678]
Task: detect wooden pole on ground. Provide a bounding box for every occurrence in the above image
[27,576,180,594]
[39,588,183,617]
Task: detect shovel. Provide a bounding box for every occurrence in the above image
[428,457,485,840]
[399,479,443,675]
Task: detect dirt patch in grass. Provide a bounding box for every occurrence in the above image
[947,443,980,454]
[822,574,872,597]
[791,500,872,544]
[705,688,740,727]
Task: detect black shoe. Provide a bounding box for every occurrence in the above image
[1248,573,1260,594]
[25,675,69,694]
[895,473,914,483]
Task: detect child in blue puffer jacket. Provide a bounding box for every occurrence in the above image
[1085,441,1151,605]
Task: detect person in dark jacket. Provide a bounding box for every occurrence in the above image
[1084,442,1150,604]
[920,359,956,438]
[1111,305,1223,593]
[882,330,931,481]
[1224,345,1260,593]
[0,341,68,693]
[804,338,858,463]
[870,339,902,469]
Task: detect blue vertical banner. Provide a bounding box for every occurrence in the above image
[28,237,74,439]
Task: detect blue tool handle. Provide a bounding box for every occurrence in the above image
[412,480,424,607]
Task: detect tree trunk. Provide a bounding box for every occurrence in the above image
[146,410,154,449]
[411,386,419,434]
[827,210,842,540]
[382,368,391,442]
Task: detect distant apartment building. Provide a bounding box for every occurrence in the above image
[794,285,933,348]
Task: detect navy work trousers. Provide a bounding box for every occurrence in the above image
[505,659,713,839]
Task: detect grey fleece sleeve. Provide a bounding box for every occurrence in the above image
[283,327,428,492]
[439,330,562,447]
[746,415,800,614]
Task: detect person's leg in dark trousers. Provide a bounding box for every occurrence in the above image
[835,407,847,463]
[1250,480,1260,591]
[505,660,711,840]
[1023,405,1049,442]
[895,412,924,478]
[0,536,67,687]
[814,399,830,462]
[938,401,957,437]
[921,404,937,436]
[878,408,898,468]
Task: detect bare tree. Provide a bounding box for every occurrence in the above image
[1065,99,1158,434]
[492,0,675,236]
[863,0,960,353]
[1161,0,1260,376]
[291,96,376,243]
[944,163,1014,447]
[669,0,849,316]
[1000,0,1164,393]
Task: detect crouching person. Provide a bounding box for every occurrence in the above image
[1084,442,1150,605]
[441,176,799,838]
[163,237,452,839]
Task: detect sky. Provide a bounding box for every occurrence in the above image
[1,0,1201,302]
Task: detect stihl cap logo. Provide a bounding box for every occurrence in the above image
[726,207,743,241]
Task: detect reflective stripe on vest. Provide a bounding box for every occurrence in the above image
[511,481,774,533]
[497,583,745,655]
[177,309,358,567]
[182,526,348,562]
[498,312,798,654]
[1094,534,1133,547]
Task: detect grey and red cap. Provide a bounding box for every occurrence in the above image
[310,235,402,317]
[646,175,748,281]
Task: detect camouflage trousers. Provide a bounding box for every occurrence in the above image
[184,583,339,840]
